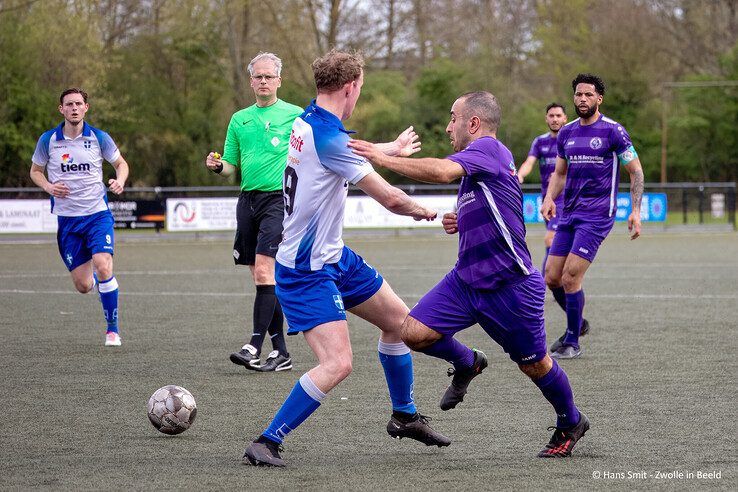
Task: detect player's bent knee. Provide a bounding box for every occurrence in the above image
[73,279,94,294]
[327,356,353,382]
[561,270,581,291]
[93,256,114,280]
[401,317,439,350]
[253,269,275,285]
[518,357,552,380]
[382,313,407,336]
[545,271,561,289]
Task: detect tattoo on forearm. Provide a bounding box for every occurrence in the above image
[631,169,644,209]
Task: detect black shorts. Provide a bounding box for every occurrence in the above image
[233,190,284,265]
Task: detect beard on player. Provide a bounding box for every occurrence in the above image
[575,102,598,119]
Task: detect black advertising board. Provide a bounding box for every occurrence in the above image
[109,200,166,230]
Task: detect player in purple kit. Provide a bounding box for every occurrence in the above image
[350,91,589,458]
[520,103,592,343]
[518,103,568,269]
[541,74,644,359]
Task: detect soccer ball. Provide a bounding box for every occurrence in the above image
[147,385,197,435]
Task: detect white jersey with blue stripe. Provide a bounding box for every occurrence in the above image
[277,101,374,271]
[32,122,120,217]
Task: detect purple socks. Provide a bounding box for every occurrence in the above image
[533,359,580,429]
[417,335,475,370]
[562,290,585,347]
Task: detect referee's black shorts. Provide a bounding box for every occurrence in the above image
[233,190,284,265]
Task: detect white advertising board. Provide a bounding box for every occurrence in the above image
[166,197,238,231]
[0,200,57,233]
[343,195,456,228]
[166,195,458,231]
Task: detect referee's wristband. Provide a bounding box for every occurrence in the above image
[212,163,224,174]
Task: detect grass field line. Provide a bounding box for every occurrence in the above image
[0,269,236,278]
[1,288,736,300]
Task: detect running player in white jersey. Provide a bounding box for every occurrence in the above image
[243,50,449,467]
[30,88,130,347]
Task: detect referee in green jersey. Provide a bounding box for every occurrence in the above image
[206,52,302,372]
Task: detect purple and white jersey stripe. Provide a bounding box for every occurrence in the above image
[528,132,563,207]
[556,114,637,223]
[447,136,533,290]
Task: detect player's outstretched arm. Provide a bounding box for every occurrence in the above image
[108,155,129,195]
[625,157,644,240]
[349,139,464,184]
[373,126,421,157]
[541,156,567,220]
[205,152,236,177]
[355,172,437,221]
[518,156,536,184]
[30,163,69,198]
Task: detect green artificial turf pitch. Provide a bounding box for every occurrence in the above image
[1,229,736,489]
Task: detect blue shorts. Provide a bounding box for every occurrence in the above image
[57,210,115,271]
[409,269,547,364]
[549,217,614,263]
[276,246,384,334]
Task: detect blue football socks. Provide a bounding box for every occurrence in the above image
[97,276,119,334]
[263,373,324,444]
[378,341,417,414]
[533,359,580,429]
[417,335,475,370]
[563,290,585,347]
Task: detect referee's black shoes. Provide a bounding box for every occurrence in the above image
[229,343,261,370]
[255,351,293,372]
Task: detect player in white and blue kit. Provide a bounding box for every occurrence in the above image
[243,50,449,467]
[30,88,130,347]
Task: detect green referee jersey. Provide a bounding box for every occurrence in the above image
[222,99,304,192]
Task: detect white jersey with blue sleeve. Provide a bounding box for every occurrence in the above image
[32,122,120,217]
[277,100,374,271]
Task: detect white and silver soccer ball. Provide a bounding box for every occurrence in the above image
[147,385,197,435]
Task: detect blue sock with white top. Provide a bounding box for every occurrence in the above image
[262,373,325,444]
[98,276,119,334]
[378,340,417,414]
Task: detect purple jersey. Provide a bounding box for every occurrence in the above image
[556,114,637,223]
[447,136,533,290]
[528,132,563,206]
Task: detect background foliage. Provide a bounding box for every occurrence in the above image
[1,0,736,187]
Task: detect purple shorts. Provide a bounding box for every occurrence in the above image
[544,196,564,232]
[548,218,614,263]
[545,215,560,232]
[409,270,547,364]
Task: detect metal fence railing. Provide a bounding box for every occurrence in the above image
[1,182,735,230]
